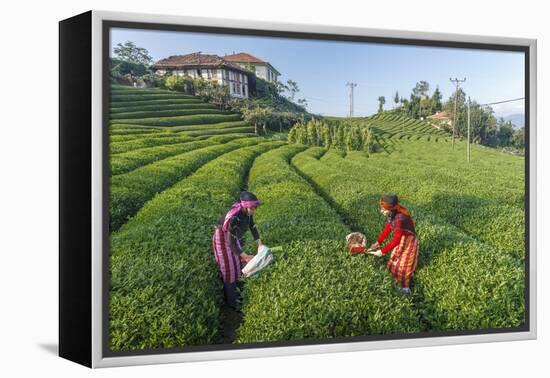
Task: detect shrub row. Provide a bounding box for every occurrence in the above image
[110,137,262,232]
[169,121,249,133]
[354,141,524,207]
[110,103,218,114]
[110,98,203,108]
[110,135,246,175]
[237,145,421,343]
[111,108,230,120]
[179,126,254,138]
[112,113,243,127]
[110,128,163,136]
[111,94,195,102]
[337,151,525,258]
[291,148,525,330]
[110,133,191,148]
[110,141,285,351]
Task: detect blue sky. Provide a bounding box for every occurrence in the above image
[111,28,525,118]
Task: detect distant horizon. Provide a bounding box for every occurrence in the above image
[111,27,526,119]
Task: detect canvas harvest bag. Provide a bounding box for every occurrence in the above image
[242,245,278,277]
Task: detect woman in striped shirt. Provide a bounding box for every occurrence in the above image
[368,194,419,294]
[212,191,263,309]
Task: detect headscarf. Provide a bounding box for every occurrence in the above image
[222,191,260,232]
[379,194,411,217]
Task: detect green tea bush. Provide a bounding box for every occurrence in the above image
[110,103,218,114]
[237,145,421,343]
[113,114,243,127]
[110,141,284,351]
[339,148,524,257]
[111,98,203,108]
[111,94,195,102]
[169,121,249,133]
[110,134,248,174]
[110,128,163,136]
[110,134,193,154]
[111,108,230,120]
[291,148,525,330]
[179,127,254,137]
[109,137,262,232]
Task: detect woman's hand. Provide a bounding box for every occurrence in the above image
[240,252,253,263]
[370,242,380,250]
[368,249,383,257]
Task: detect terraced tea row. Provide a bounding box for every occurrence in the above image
[237,145,420,343]
[332,150,524,257]
[110,134,249,175]
[291,148,524,330]
[110,137,263,232]
[111,108,232,120]
[110,141,285,351]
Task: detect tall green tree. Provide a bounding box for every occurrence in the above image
[408,81,430,119]
[496,118,515,147]
[394,91,400,109]
[443,87,467,137]
[513,127,525,149]
[286,80,299,101]
[430,86,443,113]
[113,41,153,65]
[377,96,386,113]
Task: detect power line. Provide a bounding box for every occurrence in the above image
[450,77,466,149]
[479,97,524,107]
[346,82,358,117]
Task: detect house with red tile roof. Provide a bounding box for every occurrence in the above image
[224,52,280,83]
[151,52,253,98]
[427,111,452,129]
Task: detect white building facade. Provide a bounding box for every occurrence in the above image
[151,52,253,98]
[223,52,281,83]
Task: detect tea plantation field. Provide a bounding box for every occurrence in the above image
[108,85,525,351]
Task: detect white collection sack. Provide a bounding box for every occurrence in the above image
[242,245,275,278]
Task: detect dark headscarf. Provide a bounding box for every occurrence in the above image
[379,194,411,217]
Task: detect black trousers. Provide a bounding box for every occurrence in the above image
[223,280,244,309]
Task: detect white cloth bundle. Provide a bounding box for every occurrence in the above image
[242,245,275,278]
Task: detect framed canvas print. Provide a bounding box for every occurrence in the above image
[59,10,537,368]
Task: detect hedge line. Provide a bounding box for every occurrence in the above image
[110,141,285,351]
[339,150,524,257]
[110,133,191,149]
[110,98,203,108]
[179,126,254,138]
[110,137,263,232]
[110,103,218,114]
[111,108,230,121]
[170,121,249,133]
[110,135,247,175]
[236,145,421,343]
[291,148,525,330]
[111,94,195,102]
[112,114,243,127]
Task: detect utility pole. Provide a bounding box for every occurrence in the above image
[346,82,357,117]
[449,77,466,149]
[467,96,471,162]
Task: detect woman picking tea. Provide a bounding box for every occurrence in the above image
[368,194,419,294]
[212,191,263,309]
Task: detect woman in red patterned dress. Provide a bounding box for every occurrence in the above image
[368,194,419,294]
